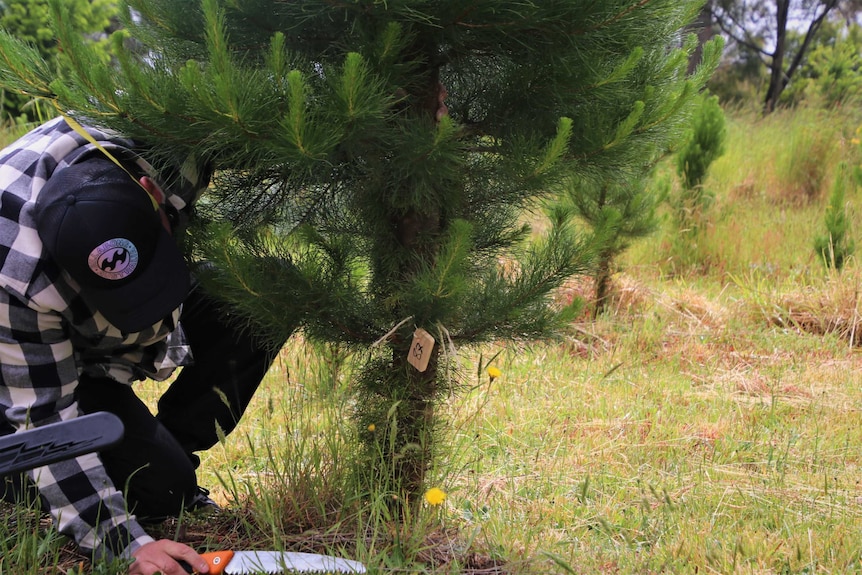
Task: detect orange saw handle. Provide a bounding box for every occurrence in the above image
[195,550,235,574]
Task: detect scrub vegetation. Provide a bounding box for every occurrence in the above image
[3,104,862,574]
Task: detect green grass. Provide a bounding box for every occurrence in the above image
[6,105,862,573]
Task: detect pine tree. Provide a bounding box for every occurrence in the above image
[668,91,726,270]
[0,0,116,121]
[569,175,663,318]
[815,162,855,270]
[0,0,721,501]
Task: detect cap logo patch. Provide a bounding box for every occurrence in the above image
[87,238,139,280]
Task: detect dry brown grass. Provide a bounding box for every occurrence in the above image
[758,270,862,345]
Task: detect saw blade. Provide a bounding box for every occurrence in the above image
[225,550,366,574]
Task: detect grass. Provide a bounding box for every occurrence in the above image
[5,104,862,573]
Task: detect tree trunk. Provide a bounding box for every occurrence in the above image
[593,252,613,319]
[688,3,716,75]
[382,54,444,500]
[389,202,441,498]
[590,181,613,319]
[764,0,789,113]
[389,347,439,498]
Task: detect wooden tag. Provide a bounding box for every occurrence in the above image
[407,328,435,372]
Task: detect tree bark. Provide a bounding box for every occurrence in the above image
[593,251,613,319]
[688,3,716,75]
[383,56,444,500]
[764,0,840,113]
[763,0,789,113]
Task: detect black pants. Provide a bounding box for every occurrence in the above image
[3,284,283,520]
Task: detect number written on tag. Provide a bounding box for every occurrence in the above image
[407,328,435,372]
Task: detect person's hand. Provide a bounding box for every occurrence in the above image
[130,539,209,575]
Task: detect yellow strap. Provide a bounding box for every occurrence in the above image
[59,111,160,212]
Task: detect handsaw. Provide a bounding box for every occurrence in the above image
[182,550,367,574]
[0,412,124,476]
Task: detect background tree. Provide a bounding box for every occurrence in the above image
[783,22,862,106]
[676,94,728,192]
[689,3,719,73]
[814,162,855,269]
[568,176,663,318]
[0,0,721,501]
[707,0,856,112]
[0,0,116,122]
[668,92,727,270]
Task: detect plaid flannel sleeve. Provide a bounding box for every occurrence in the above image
[0,285,154,559]
[0,117,206,560]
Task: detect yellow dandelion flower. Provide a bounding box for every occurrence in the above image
[487,366,502,380]
[424,487,446,506]
[367,424,376,432]
[853,138,861,146]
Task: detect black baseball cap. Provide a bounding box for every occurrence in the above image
[34,157,190,332]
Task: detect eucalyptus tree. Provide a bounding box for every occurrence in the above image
[707,0,860,111]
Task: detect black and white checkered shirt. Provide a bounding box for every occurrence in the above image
[0,117,205,559]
